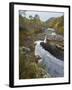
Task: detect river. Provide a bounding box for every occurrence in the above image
[41,53,64,77]
[40,40,64,77]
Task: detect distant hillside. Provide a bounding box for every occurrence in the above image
[45,16,64,35]
[46,17,55,24]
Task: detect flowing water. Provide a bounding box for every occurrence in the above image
[41,40,64,77]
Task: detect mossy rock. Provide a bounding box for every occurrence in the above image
[20,62,50,79]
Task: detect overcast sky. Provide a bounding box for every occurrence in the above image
[20,10,64,21]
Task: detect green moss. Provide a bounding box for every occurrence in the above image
[19,52,50,79]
